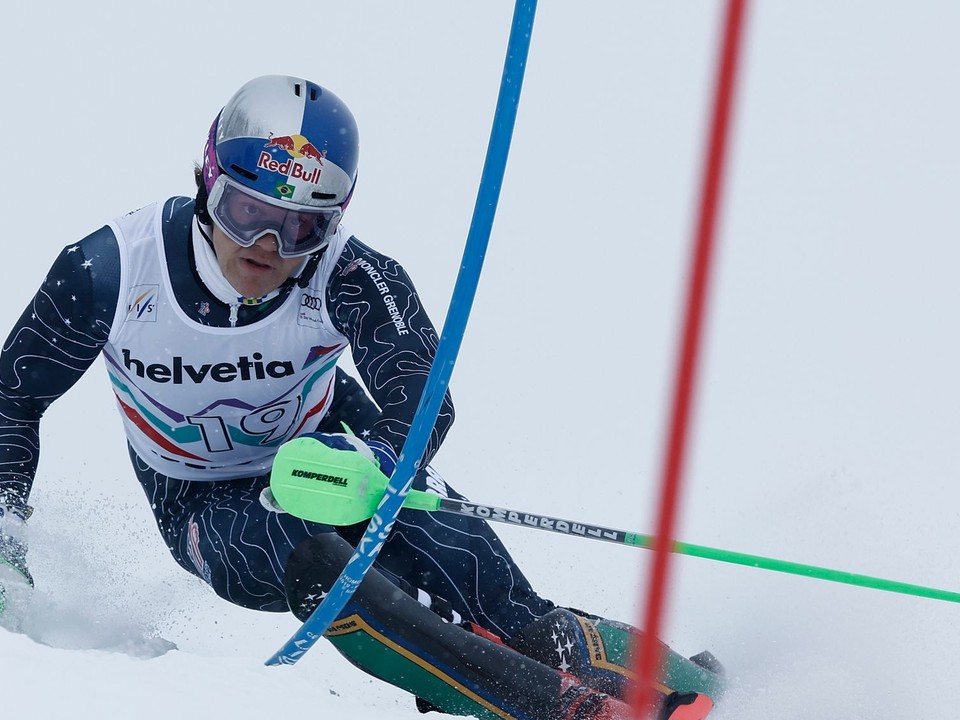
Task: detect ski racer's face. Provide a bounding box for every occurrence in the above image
[210,225,304,298]
[206,174,340,258]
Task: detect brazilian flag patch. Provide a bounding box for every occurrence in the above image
[275,183,296,199]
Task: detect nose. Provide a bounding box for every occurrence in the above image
[253,233,281,252]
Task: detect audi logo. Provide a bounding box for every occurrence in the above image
[300,294,323,310]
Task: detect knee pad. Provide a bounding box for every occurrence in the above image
[284,531,358,621]
[285,532,463,624]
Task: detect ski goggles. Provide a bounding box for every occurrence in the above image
[206,174,342,258]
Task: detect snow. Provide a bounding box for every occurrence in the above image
[3,2,960,718]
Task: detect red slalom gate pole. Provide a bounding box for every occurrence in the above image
[630,1,749,718]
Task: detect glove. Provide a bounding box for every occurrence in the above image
[302,432,398,479]
[0,505,33,616]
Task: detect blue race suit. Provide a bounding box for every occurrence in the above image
[0,197,551,637]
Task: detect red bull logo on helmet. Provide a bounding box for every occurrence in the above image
[258,132,327,186]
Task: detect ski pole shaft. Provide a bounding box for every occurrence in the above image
[438,498,960,604]
[265,0,539,667]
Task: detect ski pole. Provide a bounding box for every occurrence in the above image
[265,0,539,667]
[436,498,960,604]
[267,436,960,606]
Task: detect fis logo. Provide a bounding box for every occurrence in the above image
[126,285,158,322]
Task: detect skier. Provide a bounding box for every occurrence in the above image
[0,75,723,720]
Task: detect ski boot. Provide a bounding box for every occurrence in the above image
[508,608,725,719]
[557,672,632,720]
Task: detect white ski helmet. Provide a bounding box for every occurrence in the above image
[197,75,360,257]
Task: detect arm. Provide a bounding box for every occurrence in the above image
[326,236,455,467]
[0,227,120,511]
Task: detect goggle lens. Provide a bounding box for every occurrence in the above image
[208,176,341,257]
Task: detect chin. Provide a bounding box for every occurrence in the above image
[232,272,284,298]
[244,284,279,298]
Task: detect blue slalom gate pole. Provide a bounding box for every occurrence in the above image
[266,0,538,666]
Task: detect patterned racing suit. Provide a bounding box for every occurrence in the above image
[0,195,550,630]
[0,197,722,720]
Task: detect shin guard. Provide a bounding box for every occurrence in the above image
[285,535,629,720]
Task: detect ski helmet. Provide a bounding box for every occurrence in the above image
[197,75,360,252]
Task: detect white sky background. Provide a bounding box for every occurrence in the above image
[1,2,959,718]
